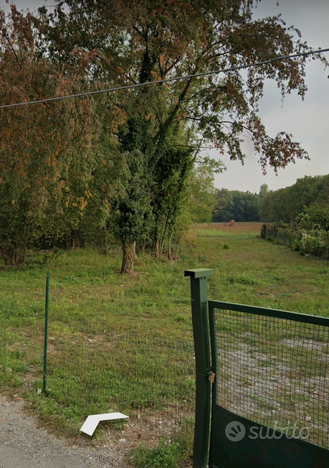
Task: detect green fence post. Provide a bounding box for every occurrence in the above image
[43,270,50,394]
[185,268,213,468]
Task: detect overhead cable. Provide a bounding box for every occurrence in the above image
[0,48,328,110]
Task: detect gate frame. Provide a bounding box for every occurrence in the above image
[185,269,329,468]
[185,269,213,468]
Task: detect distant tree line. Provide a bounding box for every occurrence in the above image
[212,184,268,222]
[258,175,329,259]
[259,175,329,224]
[212,175,329,225]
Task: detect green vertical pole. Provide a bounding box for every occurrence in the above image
[185,268,213,468]
[43,270,50,394]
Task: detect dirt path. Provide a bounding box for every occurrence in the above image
[0,395,129,468]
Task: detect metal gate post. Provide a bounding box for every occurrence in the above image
[43,270,50,394]
[185,268,213,468]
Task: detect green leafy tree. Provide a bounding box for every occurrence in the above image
[0,5,99,263]
[212,189,260,222]
[213,189,235,222]
[11,0,329,270]
[109,149,153,273]
[260,175,329,223]
[188,164,218,224]
[259,184,269,203]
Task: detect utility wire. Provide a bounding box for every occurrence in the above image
[0,48,328,110]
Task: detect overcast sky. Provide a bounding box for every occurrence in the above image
[216,0,329,193]
[2,0,329,193]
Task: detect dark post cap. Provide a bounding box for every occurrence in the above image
[184,268,213,278]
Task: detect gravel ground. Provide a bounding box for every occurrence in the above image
[0,395,129,468]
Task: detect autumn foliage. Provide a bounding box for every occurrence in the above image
[0,5,100,263]
[0,1,327,268]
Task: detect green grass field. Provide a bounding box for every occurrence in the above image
[1,222,329,465]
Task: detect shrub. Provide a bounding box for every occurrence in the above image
[261,223,329,259]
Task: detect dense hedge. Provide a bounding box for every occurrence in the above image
[261,223,329,259]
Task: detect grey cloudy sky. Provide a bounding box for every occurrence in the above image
[215,0,329,193]
[2,0,329,193]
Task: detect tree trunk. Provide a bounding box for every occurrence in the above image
[104,223,109,254]
[160,212,170,255]
[154,238,160,258]
[167,235,172,260]
[65,232,71,250]
[121,242,135,274]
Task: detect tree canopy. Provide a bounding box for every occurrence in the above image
[213,188,260,222]
[0,5,100,263]
[260,175,329,223]
[0,1,327,270]
[38,0,321,169]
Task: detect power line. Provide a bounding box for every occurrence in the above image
[0,48,328,110]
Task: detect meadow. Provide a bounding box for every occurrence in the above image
[1,222,329,466]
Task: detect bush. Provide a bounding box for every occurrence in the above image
[261,223,329,259]
[299,232,329,257]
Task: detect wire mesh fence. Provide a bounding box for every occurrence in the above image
[0,314,44,392]
[46,321,196,446]
[4,270,329,462]
[0,304,195,450]
[212,305,329,449]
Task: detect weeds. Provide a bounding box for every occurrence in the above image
[130,439,181,468]
[1,223,329,461]
[129,418,194,468]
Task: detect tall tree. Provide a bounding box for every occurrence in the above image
[0,5,99,263]
[16,0,329,270]
[188,164,219,224]
[259,175,329,223]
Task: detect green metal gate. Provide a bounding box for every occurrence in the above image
[185,269,329,468]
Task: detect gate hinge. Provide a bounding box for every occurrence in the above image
[208,371,216,384]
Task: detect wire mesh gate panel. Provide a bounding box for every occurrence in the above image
[208,301,329,468]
